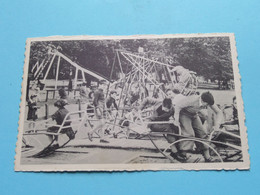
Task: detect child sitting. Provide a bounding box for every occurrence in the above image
[47,99,75,148]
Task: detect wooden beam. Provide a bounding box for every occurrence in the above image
[43,54,56,81]
[55,55,61,90]
[116,51,124,74]
[56,51,108,81]
[34,59,45,78]
[81,70,85,83]
[74,68,79,90]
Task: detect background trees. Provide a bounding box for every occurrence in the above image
[29,36,234,82]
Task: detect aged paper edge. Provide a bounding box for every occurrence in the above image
[14,33,250,172]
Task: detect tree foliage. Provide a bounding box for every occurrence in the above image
[29,36,233,81]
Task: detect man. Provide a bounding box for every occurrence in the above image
[172,91,223,162]
[170,66,192,93]
[165,88,180,100]
[87,80,109,143]
[139,97,187,162]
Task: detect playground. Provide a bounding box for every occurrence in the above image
[21,88,239,165]
[20,40,242,165]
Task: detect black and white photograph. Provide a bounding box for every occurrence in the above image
[15,34,249,171]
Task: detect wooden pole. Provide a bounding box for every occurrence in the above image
[166,64,174,87]
[74,68,79,90]
[45,90,49,102]
[112,70,132,132]
[81,70,85,83]
[116,51,124,74]
[77,99,82,117]
[34,59,45,78]
[43,54,56,82]
[31,61,39,73]
[106,53,117,98]
[55,55,61,90]
[45,104,49,119]
[57,51,108,81]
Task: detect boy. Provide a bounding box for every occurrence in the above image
[88,80,110,143]
[172,91,223,162]
[222,96,239,126]
[170,66,192,93]
[139,97,185,162]
[106,90,118,112]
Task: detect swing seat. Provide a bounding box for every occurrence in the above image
[22,110,87,158]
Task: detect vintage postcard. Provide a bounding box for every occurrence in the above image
[15,33,249,171]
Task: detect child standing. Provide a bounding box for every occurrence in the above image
[27,94,38,121]
[88,80,110,143]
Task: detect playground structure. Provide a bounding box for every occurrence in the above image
[31,48,109,88]
[111,49,198,99]
[29,46,198,101]
[28,47,111,103]
[22,46,242,163]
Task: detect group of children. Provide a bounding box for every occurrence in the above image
[137,89,239,162]
[26,74,239,162]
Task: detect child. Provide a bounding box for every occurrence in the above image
[106,90,118,114]
[170,66,192,94]
[221,96,239,127]
[47,99,75,148]
[88,80,110,143]
[79,82,89,100]
[27,95,38,121]
[86,91,95,115]
[104,90,119,135]
[58,87,68,100]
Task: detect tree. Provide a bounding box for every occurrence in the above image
[28,37,234,83]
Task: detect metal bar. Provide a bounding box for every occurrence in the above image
[106,53,117,98]
[74,68,79,90]
[120,51,173,68]
[148,134,174,163]
[121,52,165,95]
[150,131,242,151]
[164,138,224,162]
